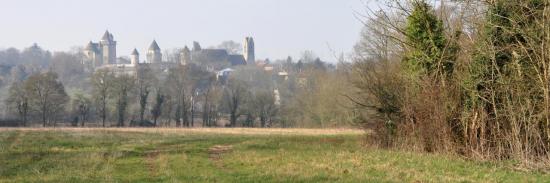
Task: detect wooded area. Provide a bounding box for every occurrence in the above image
[0,46,356,129]
[351,0,550,168]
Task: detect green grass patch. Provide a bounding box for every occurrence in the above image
[0,130,547,182]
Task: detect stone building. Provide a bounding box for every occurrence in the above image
[83,31,255,75]
[185,41,251,71]
[84,30,117,68]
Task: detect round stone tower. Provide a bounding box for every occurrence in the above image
[180,46,191,65]
[147,40,162,64]
[130,48,139,66]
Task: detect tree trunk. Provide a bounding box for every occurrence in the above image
[183,107,188,127]
[230,113,237,127]
[191,104,194,127]
[175,107,181,127]
[261,115,266,128]
[102,100,107,127]
[22,107,28,127]
[42,106,47,127]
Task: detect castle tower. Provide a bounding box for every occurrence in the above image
[180,46,191,65]
[243,37,255,65]
[84,41,102,68]
[130,48,139,66]
[100,30,117,65]
[192,41,202,51]
[147,40,162,63]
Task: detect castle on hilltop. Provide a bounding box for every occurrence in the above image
[83,30,255,75]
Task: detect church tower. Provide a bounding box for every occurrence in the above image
[147,40,162,63]
[243,37,255,65]
[130,48,139,66]
[180,46,191,65]
[100,30,117,65]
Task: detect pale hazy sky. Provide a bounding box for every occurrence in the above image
[0,0,374,62]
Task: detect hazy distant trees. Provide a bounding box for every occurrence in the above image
[0,44,51,70]
[136,65,156,122]
[253,91,277,127]
[0,48,22,66]
[111,75,135,127]
[0,45,51,88]
[6,82,29,126]
[71,92,92,127]
[10,65,32,83]
[223,78,248,127]
[200,75,218,127]
[216,41,242,54]
[0,41,355,129]
[204,85,222,127]
[92,69,114,127]
[21,44,51,68]
[299,50,317,63]
[24,72,69,127]
[163,48,183,63]
[188,64,214,127]
[166,67,189,127]
[151,89,165,126]
[230,66,278,127]
[50,52,86,87]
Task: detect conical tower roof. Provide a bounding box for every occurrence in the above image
[149,40,161,51]
[101,30,111,41]
[85,41,98,52]
[85,41,94,50]
[131,48,139,55]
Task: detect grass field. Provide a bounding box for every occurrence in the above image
[0,128,548,182]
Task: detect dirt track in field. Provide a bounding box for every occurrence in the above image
[0,127,365,136]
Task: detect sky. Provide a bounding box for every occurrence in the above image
[0,0,375,62]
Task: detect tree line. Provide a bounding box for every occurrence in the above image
[0,44,356,128]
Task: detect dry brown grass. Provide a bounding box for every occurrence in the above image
[0,127,365,136]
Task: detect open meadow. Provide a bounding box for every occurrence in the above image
[0,128,548,182]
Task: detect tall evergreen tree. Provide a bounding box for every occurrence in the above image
[403,0,458,80]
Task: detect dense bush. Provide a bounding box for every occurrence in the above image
[352,0,550,168]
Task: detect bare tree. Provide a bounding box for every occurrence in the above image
[24,72,69,127]
[253,91,278,128]
[49,52,86,87]
[216,40,243,54]
[92,69,114,127]
[136,65,156,122]
[201,76,219,127]
[166,66,192,127]
[20,43,51,68]
[111,75,135,127]
[223,78,248,127]
[72,93,92,127]
[6,81,29,126]
[151,88,166,126]
[300,50,317,63]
